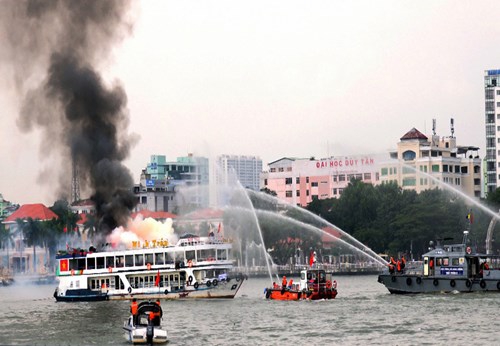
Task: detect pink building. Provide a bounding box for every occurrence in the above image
[262,156,382,207]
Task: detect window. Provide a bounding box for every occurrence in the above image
[296,190,300,197]
[402,178,416,186]
[311,182,318,187]
[461,166,468,174]
[381,168,388,176]
[338,175,346,181]
[285,177,292,185]
[402,150,416,161]
[455,178,460,185]
[306,177,310,183]
[125,255,134,267]
[452,258,459,266]
[333,188,337,195]
[306,190,310,196]
[135,254,144,266]
[443,165,448,173]
[285,190,292,197]
[363,173,371,180]
[296,177,300,184]
[333,175,338,182]
[431,165,440,172]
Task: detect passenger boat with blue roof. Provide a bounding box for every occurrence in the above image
[53,235,246,301]
[378,230,500,294]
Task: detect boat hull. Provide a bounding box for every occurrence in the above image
[54,288,109,302]
[265,287,337,301]
[378,274,500,294]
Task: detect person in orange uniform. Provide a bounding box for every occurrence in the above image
[130,298,138,316]
[282,276,287,289]
[151,299,161,325]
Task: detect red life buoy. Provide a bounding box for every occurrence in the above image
[466,247,471,254]
[147,263,151,270]
[188,260,193,268]
[108,266,113,273]
[71,269,75,276]
[326,280,332,289]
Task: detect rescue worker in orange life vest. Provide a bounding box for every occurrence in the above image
[396,260,401,272]
[390,257,397,266]
[130,298,138,316]
[282,276,287,289]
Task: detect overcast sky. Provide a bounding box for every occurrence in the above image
[1,0,499,205]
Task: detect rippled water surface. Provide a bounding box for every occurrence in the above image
[1,275,499,345]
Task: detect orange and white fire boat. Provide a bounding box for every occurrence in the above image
[264,269,338,301]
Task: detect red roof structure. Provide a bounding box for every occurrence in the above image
[400,128,428,141]
[3,203,58,224]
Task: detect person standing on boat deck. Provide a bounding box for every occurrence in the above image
[282,276,287,289]
[429,258,434,275]
[401,256,406,271]
[130,298,138,316]
[396,260,401,273]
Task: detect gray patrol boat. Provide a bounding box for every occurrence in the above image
[378,230,500,294]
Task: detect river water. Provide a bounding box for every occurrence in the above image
[1,275,499,345]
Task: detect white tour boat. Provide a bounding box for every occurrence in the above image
[53,235,247,301]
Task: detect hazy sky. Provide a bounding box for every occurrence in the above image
[1,0,500,205]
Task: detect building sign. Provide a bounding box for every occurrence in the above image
[146,179,155,187]
[315,157,375,169]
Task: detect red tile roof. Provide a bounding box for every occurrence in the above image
[131,210,177,220]
[400,128,428,141]
[3,204,58,223]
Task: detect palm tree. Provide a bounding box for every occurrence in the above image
[0,223,13,272]
[83,213,98,245]
[20,217,43,274]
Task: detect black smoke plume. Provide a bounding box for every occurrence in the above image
[1,0,139,234]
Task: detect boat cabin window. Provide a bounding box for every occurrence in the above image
[116,256,124,267]
[165,252,174,264]
[452,258,460,266]
[217,249,228,260]
[301,272,306,280]
[155,252,164,265]
[436,258,442,266]
[96,256,105,269]
[185,250,195,261]
[77,258,85,270]
[125,255,133,267]
[198,249,216,261]
[135,254,144,266]
[87,258,96,270]
[145,253,154,266]
[106,256,114,268]
[442,258,449,266]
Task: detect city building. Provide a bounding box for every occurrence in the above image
[1,204,58,274]
[379,125,481,197]
[484,69,500,194]
[0,193,18,221]
[134,153,210,213]
[215,155,262,192]
[262,155,382,207]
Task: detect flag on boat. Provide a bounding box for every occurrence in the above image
[155,270,160,287]
[309,251,316,267]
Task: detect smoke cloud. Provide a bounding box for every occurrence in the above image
[0,0,139,234]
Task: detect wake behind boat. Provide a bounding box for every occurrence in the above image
[264,269,338,300]
[378,231,500,294]
[53,234,247,301]
[123,300,167,344]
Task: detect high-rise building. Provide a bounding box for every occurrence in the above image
[484,69,500,194]
[215,155,262,191]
